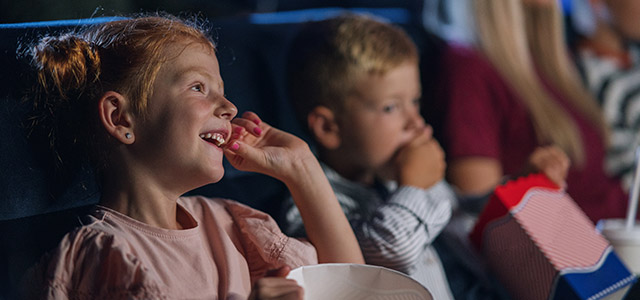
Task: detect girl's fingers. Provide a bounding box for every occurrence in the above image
[224,140,260,165]
[241,111,262,125]
[265,266,291,278]
[232,118,263,137]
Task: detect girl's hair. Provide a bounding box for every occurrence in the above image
[28,14,214,178]
[473,0,607,166]
[287,14,418,129]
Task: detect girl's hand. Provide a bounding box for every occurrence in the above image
[224,111,314,182]
[527,145,570,189]
[248,266,303,300]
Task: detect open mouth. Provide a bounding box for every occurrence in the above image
[200,132,226,147]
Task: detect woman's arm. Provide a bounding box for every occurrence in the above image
[448,146,569,197]
[448,157,503,197]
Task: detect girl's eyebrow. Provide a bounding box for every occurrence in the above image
[174,66,215,82]
[173,66,225,91]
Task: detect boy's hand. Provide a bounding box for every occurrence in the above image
[395,126,446,189]
[249,266,303,300]
[527,145,570,189]
[224,111,314,182]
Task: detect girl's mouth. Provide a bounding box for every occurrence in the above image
[199,132,226,147]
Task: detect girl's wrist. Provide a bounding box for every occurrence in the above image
[280,151,322,187]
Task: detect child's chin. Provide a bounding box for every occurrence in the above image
[210,171,225,183]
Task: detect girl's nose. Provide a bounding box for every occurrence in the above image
[214,96,238,120]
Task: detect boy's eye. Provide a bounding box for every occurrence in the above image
[382,104,396,113]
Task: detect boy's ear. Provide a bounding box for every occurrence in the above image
[308,106,341,150]
[98,91,135,144]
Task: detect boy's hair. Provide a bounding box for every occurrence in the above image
[28,14,214,178]
[287,14,418,130]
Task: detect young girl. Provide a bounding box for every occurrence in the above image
[23,15,363,299]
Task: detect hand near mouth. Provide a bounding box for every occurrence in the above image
[394,125,446,190]
[224,111,315,183]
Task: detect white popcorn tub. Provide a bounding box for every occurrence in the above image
[287,263,433,300]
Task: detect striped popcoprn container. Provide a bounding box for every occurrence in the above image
[470,174,637,300]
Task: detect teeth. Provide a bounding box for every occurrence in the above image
[200,132,225,147]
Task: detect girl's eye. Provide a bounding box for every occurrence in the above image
[190,83,204,93]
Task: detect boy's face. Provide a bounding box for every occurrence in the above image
[338,61,424,174]
[132,43,237,190]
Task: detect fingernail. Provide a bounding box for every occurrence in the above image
[253,127,262,135]
[253,119,261,125]
[233,126,244,133]
[230,142,239,150]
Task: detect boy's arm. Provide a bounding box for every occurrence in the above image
[284,178,453,273]
[354,181,453,273]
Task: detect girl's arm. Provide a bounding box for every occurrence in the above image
[225,112,364,264]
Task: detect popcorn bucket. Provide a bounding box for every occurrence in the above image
[287,263,432,300]
[470,174,636,300]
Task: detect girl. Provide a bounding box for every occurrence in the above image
[430,0,627,223]
[24,15,363,299]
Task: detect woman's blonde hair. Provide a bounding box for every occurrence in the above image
[473,0,607,166]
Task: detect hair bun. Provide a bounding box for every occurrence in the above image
[32,33,100,102]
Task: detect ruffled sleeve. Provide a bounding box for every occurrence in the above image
[223,200,318,282]
[23,227,167,300]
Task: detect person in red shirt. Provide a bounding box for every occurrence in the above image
[428,0,627,223]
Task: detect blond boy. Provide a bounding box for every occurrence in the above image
[283,14,455,299]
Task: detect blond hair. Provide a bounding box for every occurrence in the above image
[287,14,418,126]
[473,0,607,166]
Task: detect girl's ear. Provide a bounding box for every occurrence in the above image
[98,91,135,144]
[308,106,341,150]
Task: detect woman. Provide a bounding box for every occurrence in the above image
[430,0,626,223]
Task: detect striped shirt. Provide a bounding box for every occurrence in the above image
[283,163,454,300]
[577,44,640,191]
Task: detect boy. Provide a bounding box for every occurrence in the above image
[283,14,455,299]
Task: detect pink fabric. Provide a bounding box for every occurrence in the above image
[26,196,317,299]
[432,44,627,223]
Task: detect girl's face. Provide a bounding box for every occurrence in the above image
[338,61,424,174]
[132,42,237,190]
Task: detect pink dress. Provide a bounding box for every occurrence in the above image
[25,196,318,299]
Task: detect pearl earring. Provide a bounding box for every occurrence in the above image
[125,133,132,139]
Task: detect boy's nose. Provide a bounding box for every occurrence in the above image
[405,108,425,131]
